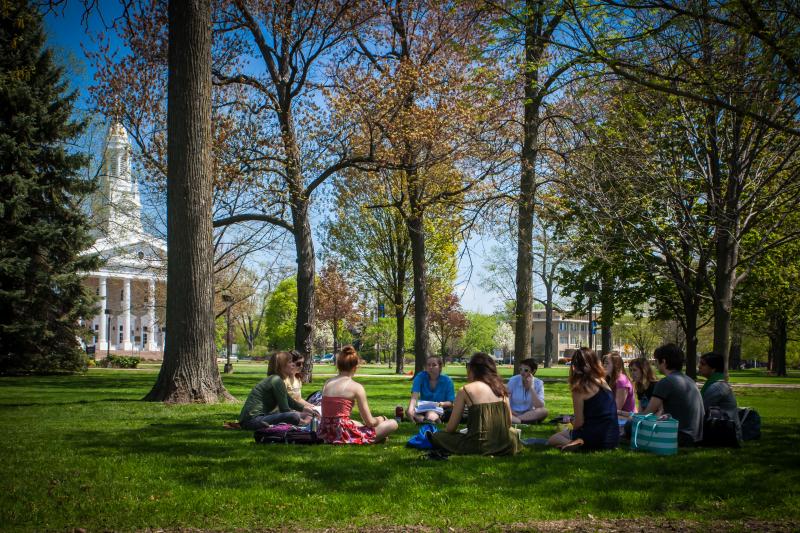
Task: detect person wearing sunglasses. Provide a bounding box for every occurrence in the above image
[282,350,319,415]
[238,351,317,430]
[507,358,548,424]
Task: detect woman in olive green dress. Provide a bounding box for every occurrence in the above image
[430,352,523,456]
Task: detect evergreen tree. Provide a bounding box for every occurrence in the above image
[0,1,99,374]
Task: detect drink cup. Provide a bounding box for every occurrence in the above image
[395,405,404,422]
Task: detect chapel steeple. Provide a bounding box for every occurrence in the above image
[91,123,143,241]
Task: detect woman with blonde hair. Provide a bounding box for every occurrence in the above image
[318,345,398,444]
[239,351,317,430]
[602,351,636,415]
[429,352,523,456]
[548,347,619,451]
[628,357,659,412]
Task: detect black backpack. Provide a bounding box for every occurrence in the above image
[738,407,761,441]
[702,407,740,448]
[254,424,323,445]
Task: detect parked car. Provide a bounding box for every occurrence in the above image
[320,353,335,364]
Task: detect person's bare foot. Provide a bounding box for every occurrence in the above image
[560,438,584,452]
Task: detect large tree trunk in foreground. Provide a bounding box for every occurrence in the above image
[145,0,233,403]
[514,0,543,375]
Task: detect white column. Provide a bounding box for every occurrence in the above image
[98,276,108,349]
[122,278,132,350]
[147,279,158,351]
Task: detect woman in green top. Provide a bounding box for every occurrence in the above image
[239,351,317,430]
[430,352,522,456]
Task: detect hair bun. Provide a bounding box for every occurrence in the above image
[341,345,356,356]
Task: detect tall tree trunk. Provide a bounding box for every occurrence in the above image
[407,210,429,373]
[292,201,315,383]
[770,310,788,377]
[767,341,774,371]
[683,299,700,379]
[729,321,742,371]
[544,295,553,368]
[712,231,737,373]
[600,276,614,355]
[395,306,405,374]
[145,0,232,403]
[514,1,541,374]
[332,317,339,355]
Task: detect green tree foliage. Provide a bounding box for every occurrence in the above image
[263,277,297,351]
[0,1,100,374]
[461,313,499,356]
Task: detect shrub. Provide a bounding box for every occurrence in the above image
[100,354,140,369]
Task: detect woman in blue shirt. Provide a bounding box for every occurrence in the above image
[406,356,455,423]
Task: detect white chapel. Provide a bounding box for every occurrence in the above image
[82,124,166,356]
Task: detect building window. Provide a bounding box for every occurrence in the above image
[96,287,99,295]
[559,335,568,344]
[119,332,123,343]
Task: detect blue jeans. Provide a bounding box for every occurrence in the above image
[240,411,302,430]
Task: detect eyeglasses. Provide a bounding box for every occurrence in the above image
[520,368,531,373]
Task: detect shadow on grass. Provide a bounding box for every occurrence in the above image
[63,410,800,521]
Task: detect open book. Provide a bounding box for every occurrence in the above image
[415,401,444,415]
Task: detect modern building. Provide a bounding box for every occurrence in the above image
[81,124,166,357]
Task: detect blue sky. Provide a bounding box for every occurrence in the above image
[42,3,502,313]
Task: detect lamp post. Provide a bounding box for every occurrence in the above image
[582,281,599,352]
[222,293,234,374]
[104,308,111,360]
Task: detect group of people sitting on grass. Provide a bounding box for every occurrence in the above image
[238,342,741,454]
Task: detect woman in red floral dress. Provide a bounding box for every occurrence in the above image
[319,345,399,444]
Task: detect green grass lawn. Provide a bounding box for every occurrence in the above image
[1,365,798,531]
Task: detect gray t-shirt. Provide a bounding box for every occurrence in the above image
[652,371,704,443]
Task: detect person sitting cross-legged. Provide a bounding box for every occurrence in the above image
[508,358,548,424]
[699,351,741,443]
[429,352,523,456]
[603,351,636,417]
[238,351,317,430]
[318,345,398,444]
[407,356,455,424]
[640,343,704,447]
[547,347,619,452]
[628,357,659,413]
